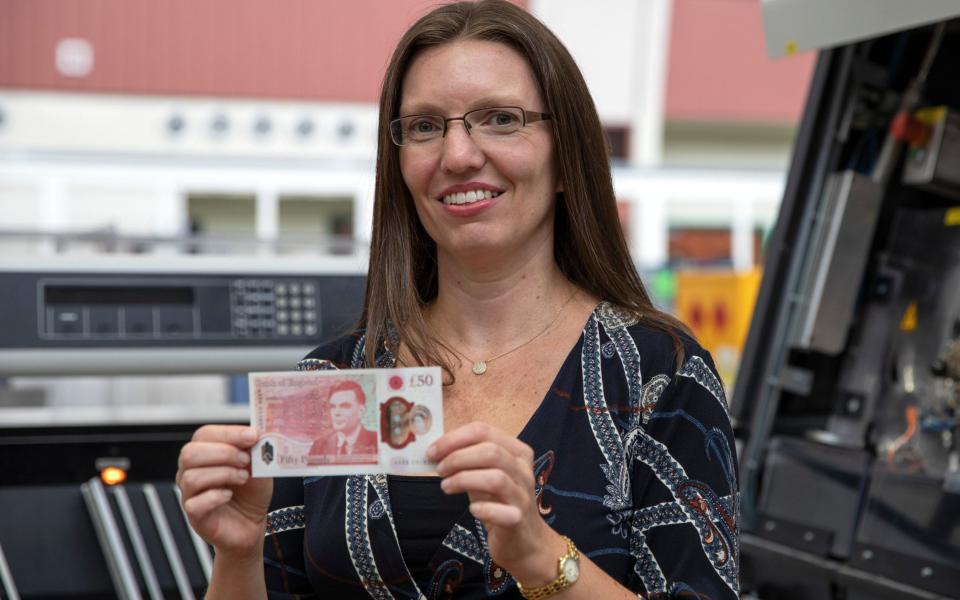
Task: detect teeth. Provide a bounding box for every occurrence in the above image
[441,190,500,205]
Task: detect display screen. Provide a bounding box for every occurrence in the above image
[45,285,195,305]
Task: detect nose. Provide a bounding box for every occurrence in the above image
[440,120,485,174]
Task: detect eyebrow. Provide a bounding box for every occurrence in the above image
[398,97,529,116]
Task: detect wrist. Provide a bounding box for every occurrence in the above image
[514,534,582,600]
[208,541,268,600]
[510,530,568,588]
[213,540,264,568]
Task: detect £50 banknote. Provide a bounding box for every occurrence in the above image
[249,367,442,477]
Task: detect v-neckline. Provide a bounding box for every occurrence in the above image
[383,302,602,443]
[371,303,602,593]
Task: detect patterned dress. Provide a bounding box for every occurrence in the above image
[262,302,739,599]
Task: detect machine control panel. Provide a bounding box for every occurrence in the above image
[0,258,366,352]
[40,277,328,342]
[39,277,330,342]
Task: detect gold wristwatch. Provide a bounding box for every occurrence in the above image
[516,535,581,600]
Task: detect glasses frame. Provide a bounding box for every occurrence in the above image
[389,106,552,146]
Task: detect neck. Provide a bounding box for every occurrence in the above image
[427,235,575,357]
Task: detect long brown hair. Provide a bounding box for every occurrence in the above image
[361,0,689,372]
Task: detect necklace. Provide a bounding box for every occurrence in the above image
[439,288,578,376]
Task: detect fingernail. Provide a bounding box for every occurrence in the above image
[221,489,233,499]
[237,451,250,465]
[440,478,450,491]
[426,444,438,461]
[242,429,258,443]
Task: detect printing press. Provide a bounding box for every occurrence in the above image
[0,256,365,599]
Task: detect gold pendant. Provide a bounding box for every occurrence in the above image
[472,361,487,375]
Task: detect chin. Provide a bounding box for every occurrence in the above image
[441,231,512,254]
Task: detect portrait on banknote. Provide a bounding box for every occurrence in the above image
[250,367,443,476]
[307,379,378,465]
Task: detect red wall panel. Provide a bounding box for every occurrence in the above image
[0,0,487,101]
[665,0,815,123]
[1,0,808,125]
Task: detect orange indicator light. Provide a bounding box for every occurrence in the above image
[100,466,128,486]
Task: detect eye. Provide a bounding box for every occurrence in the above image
[408,117,442,134]
[475,108,521,129]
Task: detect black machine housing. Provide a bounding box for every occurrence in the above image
[735,17,960,600]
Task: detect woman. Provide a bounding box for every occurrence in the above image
[176,1,739,598]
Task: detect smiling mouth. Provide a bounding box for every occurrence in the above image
[441,190,501,205]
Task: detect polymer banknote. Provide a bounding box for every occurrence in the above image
[249,367,442,476]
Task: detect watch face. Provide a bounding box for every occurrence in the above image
[561,556,580,583]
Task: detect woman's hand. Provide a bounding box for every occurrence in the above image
[428,421,566,586]
[176,425,273,559]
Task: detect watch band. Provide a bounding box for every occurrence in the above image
[516,535,580,600]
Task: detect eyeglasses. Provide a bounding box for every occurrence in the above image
[389,106,551,146]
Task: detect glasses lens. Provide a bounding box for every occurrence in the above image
[466,107,524,135]
[389,119,405,145]
[396,115,445,144]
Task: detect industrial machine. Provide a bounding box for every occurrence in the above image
[0,255,366,599]
[737,5,960,599]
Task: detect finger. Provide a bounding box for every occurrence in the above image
[470,491,497,504]
[435,441,535,493]
[428,421,529,462]
[469,501,524,527]
[191,424,259,448]
[178,441,251,476]
[177,465,250,499]
[435,441,517,478]
[182,487,234,525]
[441,468,529,507]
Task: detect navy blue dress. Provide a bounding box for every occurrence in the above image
[262,302,739,599]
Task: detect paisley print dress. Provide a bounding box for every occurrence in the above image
[262,302,739,599]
